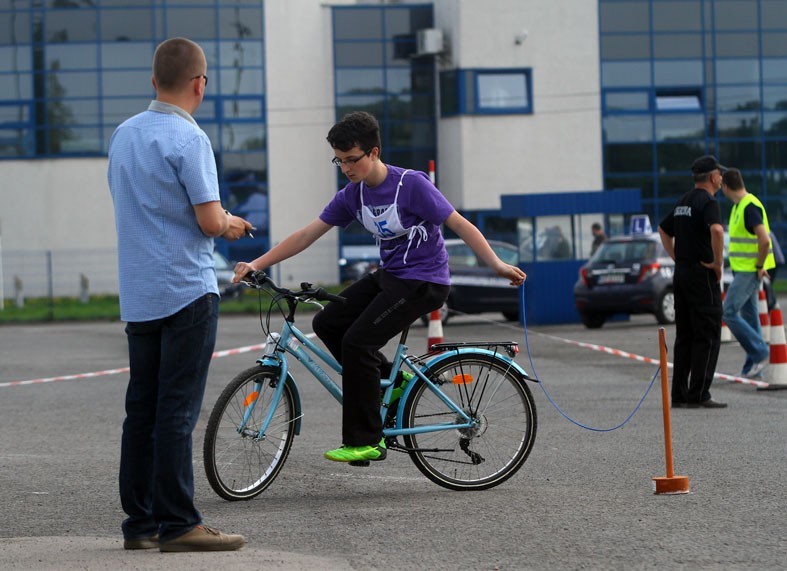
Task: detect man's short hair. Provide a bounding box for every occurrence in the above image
[153,37,203,91]
[722,168,745,191]
[326,111,382,153]
[591,222,602,231]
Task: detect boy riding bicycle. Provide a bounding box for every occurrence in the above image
[232,111,526,463]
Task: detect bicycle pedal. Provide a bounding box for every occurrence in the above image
[349,460,371,467]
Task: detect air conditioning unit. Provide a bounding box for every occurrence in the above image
[416,28,444,56]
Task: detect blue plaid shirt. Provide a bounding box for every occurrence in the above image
[108,101,220,322]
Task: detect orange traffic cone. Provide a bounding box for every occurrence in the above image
[763,307,787,390]
[720,289,732,343]
[758,287,770,344]
[427,309,444,351]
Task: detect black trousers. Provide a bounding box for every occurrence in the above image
[671,265,722,404]
[312,269,450,446]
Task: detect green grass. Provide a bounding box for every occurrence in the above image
[0,288,341,324]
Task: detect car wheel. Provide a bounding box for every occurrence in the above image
[580,312,606,329]
[655,289,675,324]
[502,311,519,322]
[420,301,451,326]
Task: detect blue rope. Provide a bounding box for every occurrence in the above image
[518,285,660,432]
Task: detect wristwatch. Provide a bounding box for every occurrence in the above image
[755,264,763,269]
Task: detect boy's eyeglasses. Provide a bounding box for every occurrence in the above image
[331,150,371,167]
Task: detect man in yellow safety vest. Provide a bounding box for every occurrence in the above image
[722,168,776,379]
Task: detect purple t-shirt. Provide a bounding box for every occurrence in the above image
[319,164,455,285]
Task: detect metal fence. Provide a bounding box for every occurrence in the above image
[0,248,120,302]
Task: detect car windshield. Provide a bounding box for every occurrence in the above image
[592,240,657,263]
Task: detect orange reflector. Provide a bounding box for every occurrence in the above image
[243,391,259,407]
[452,374,474,385]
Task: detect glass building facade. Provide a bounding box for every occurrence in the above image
[600,0,787,237]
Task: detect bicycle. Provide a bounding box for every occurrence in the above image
[203,271,538,500]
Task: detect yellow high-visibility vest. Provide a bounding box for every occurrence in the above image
[728,193,775,272]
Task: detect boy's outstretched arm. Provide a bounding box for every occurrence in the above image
[444,211,527,286]
[233,218,332,282]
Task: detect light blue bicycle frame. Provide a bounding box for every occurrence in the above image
[239,319,481,441]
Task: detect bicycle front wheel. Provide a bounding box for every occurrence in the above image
[402,353,537,491]
[203,365,296,501]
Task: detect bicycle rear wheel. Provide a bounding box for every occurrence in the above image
[203,365,296,501]
[402,353,537,491]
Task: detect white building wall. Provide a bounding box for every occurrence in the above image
[433,0,602,209]
[264,0,340,287]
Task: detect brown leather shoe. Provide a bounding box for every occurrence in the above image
[159,525,246,552]
[123,535,159,550]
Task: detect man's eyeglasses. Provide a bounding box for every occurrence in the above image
[331,149,371,167]
[191,74,208,86]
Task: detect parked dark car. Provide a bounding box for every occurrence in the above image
[214,250,244,301]
[573,233,675,328]
[423,239,521,324]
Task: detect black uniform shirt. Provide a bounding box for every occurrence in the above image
[659,187,722,266]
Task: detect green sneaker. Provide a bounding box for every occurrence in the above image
[389,371,414,403]
[324,439,387,463]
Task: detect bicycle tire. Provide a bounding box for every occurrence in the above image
[402,352,537,491]
[203,365,296,501]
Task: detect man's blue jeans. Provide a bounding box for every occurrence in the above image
[723,272,768,370]
[119,293,218,542]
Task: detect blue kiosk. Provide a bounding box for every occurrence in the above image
[500,189,643,325]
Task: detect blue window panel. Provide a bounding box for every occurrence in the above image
[655,114,704,141]
[603,115,653,143]
[764,112,787,137]
[222,150,267,180]
[476,70,532,113]
[652,1,702,32]
[333,8,383,40]
[762,1,787,30]
[164,7,217,39]
[762,33,787,57]
[218,68,264,96]
[44,71,99,98]
[0,72,33,99]
[218,7,263,39]
[222,98,264,120]
[45,9,98,43]
[656,141,706,172]
[221,123,265,151]
[599,2,650,33]
[0,9,31,44]
[604,90,650,112]
[716,59,760,84]
[335,68,385,95]
[714,1,758,30]
[654,88,703,112]
[46,44,98,70]
[763,58,787,84]
[334,41,385,67]
[717,85,762,112]
[602,61,652,87]
[717,112,762,138]
[715,33,759,58]
[0,46,32,72]
[653,33,702,59]
[46,126,102,155]
[100,8,154,42]
[218,40,263,67]
[763,87,787,111]
[0,128,34,156]
[601,34,650,60]
[335,94,385,118]
[102,70,155,97]
[653,60,703,86]
[718,141,763,170]
[101,43,154,70]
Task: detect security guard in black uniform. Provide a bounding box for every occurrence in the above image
[658,155,727,409]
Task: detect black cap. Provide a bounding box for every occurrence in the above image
[691,155,727,175]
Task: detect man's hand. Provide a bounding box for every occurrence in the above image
[222,214,253,241]
[700,260,723,282]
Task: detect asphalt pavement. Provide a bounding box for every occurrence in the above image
[1,309,785,570]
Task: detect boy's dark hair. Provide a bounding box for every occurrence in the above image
[722,168,745,191]
[326,111,381,153]
[591,222,602,231]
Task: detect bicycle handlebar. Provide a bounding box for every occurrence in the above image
[242,271,346,304]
